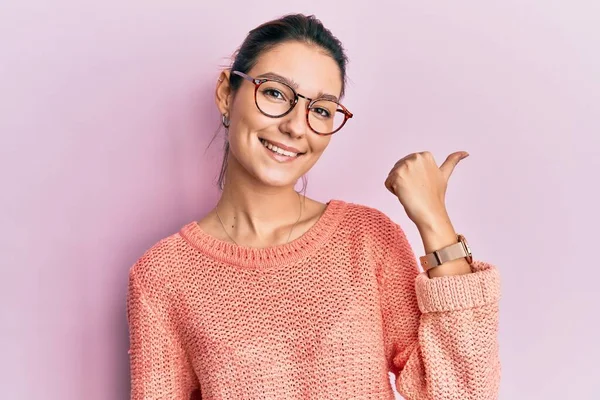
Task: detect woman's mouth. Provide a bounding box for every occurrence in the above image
[259,138,306,162]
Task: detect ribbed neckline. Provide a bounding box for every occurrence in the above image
[179,199,348,270]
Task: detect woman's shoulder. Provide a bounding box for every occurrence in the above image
[127,228,190,289]
[336,199,400,231]
[332,198,406,246]
[334,199,408,261]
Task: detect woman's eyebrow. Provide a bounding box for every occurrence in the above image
[256,71,339,102]
[256,72,299,89]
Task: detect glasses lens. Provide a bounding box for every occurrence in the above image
[308,100,345,135]
[256,80,295,117]
[255,80,346,135]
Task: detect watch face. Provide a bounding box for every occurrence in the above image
[459,234,473,264]
[459,234,472,255]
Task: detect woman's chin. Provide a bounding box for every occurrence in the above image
[256,172,299,188]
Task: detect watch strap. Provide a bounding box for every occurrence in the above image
[419,234,472,271]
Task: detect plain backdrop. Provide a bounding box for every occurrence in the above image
[1,1,599,399]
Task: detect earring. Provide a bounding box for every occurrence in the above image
[221,114,230,128]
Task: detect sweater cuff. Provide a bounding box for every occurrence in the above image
[415,261,501,313]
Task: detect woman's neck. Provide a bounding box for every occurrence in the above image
[215,163,306,245]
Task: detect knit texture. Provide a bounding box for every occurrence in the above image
[126,199,501,399]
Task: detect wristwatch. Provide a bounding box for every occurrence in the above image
[419,234,473,271]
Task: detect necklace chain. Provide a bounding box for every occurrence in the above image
[215,192,303,246]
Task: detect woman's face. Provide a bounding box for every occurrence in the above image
[216,41,344,188]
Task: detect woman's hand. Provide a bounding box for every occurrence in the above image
[384,151,469,230]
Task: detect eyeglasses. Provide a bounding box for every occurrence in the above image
[232,70,353,135]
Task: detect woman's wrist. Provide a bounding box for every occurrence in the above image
[416,215,472,278]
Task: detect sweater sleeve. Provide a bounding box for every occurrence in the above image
[377,222,501,400]
[126,268,200,400]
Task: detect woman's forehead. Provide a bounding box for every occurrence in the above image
[249,42,343,98]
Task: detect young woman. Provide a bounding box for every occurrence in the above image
[126,14,501,400]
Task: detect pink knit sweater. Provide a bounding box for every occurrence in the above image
[126,199,501,399]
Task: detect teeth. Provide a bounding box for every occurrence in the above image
[260,139,300,157]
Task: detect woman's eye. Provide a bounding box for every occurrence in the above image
[313,107,331,118]
[264,89,285,100]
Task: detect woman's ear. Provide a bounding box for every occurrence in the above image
[215,70,232,116]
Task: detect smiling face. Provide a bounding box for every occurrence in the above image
[216,41,344,188]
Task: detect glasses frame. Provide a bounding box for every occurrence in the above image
[232,70,353,136]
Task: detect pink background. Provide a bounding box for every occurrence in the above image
[2,1,598,399]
